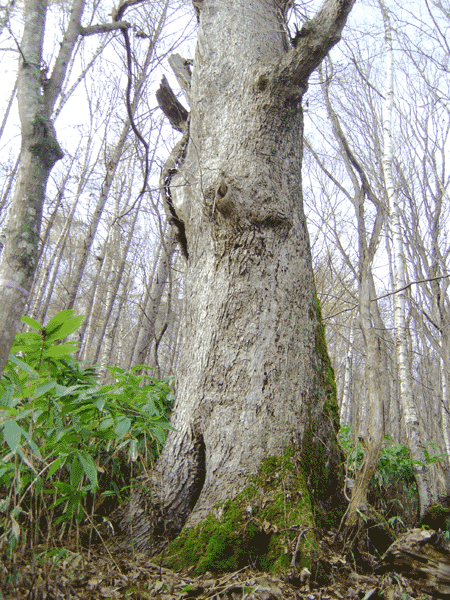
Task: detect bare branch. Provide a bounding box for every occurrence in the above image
[324,274,450,320]
[79,20,130,37]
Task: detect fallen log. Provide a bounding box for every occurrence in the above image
[375,528,450,598]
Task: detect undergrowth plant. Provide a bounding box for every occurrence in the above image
[0,310,174,557]
[339,425,446,530]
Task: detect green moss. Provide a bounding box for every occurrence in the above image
[162,289,344,577]
[422,504,450,531]
[296,290,346,529]
[313,291,339,425]
[163,449,317,576]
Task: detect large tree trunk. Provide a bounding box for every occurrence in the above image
[153,0,356,538]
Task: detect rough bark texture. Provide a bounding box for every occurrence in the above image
[0,0,64,376]
[152,0,356,541]
[376,528,450,598]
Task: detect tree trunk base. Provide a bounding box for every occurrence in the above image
[160,452,317,576]
[338,506,396,573]
[108,447,346,576]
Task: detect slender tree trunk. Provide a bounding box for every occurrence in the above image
[152,0,356,537]
[80,228,113,362]
[131,228,176,368]
[64,14,169,310]
[0,0,64,375]
[94,195,142,365]
[319,60,390,527]
[0,155,20,218]
[344,261,385,528]
[379,0,432,516]
[31,180,80,323]
[340,318,355,425]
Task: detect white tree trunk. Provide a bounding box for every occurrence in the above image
[379,0,432,516]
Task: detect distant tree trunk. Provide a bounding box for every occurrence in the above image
[379,0,432,517]
[63,25,166,310]
[152,0,356,537]
[80,227,113,363]
[318,60,390,528]
[0,0,132,376]
[131,228,176,368]
[344,261,385,529]
[340,318,355,425]
[29,158,78,321]
[94,193,142,366]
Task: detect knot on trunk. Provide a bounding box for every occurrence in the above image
[29,114,64,168]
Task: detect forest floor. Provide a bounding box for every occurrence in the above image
[0,527,435,600]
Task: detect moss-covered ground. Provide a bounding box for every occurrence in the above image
[163,448,331,576]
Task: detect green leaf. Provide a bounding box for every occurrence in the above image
[115,417,131,438]
[78,452,98,490]
[152,428,166,445]
[32,381,56,398]
[6,354,39,377]
[45,310,75,335]
[43,343,79,358]
[2,420,24,452]
[21,315,44,331]
[93,397,106,411]
[21,431,42,459]
[70,456,84,488]
[47,456,62,478]
[45,315,84,342]
[50,481,73,494]
[0,383,15,408]
[99,418,114,430]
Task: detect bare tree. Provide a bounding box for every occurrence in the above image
[0,0,135,376]
[378,0,433,516]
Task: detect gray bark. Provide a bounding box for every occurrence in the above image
[0,0,65,376]
[153,0,356,536]
[132,228,176,368]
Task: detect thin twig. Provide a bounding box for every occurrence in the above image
[323,273,450,320]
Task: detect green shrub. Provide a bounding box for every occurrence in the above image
[0,310,174,556]
[338,425,419,528]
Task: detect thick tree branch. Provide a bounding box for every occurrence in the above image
[168,54,192,105]
[255,0,357,98]
[288,0,357,80]
[112,0,146,22]
[45,0,85,113]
